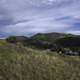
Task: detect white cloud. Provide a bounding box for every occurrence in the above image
[66,30,80,35]
[2,17,71,36]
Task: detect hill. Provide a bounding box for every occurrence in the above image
[6,33,80,53]
[31,33,80,51]
[0,41,80,80]
[6,36,29,43]
[55,36,80,51]
[31,32,74,43]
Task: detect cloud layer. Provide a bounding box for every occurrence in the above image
[0,0,80,37]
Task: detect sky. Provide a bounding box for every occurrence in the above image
[0,0,80,38]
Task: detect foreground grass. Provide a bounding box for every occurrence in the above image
[0,42,80,80]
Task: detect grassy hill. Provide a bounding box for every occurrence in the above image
[0,40,80,80]
[31,32,74,43]
[31,33,80,51]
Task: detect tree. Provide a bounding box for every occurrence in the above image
[6,36,17,43]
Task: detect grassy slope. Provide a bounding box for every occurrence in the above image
[31,33,73,43]
[0,41,80,80]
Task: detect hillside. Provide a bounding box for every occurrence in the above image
[31,32,74,43]
[0,41,80,80]
[55,36,80,47]
[6,33,80,54]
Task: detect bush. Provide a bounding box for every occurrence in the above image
[6,36,17,43]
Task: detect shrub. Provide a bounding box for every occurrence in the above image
[6,36,17,43]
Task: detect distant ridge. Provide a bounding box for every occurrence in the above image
[5,32,80,51]
[31,32,75,42]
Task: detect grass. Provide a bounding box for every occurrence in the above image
[0,41,80,80]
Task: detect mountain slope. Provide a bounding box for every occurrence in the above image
[31,32,74,43]
[55,36,80,52]
[6,33,80,51]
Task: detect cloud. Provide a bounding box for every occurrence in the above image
[66,30,80,35]
[0,0,80,38]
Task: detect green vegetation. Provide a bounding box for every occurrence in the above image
[32,33,80,52]
[31,32,73,43]
[6,33,80,52]
[6,36,28,44]
[55,36,80,47]
[0,40,80,80]
[55,36,80,51]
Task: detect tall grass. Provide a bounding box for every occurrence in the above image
[0,42,80,80]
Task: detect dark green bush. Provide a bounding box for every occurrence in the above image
[6,36,17,43]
